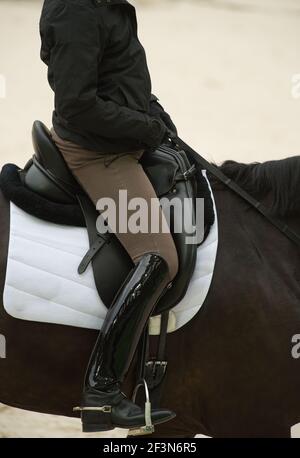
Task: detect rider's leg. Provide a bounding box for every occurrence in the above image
[51,128,179,280]
[51,129,179,431]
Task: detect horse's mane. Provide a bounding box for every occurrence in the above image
[217,156,300,217]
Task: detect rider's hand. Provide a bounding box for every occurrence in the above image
[149,98,178,137]
[144,117,168,150]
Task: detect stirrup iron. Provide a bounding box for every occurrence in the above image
[128,379,154,436]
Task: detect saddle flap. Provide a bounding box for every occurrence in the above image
[142,145,198,315]
[141,152,179,197]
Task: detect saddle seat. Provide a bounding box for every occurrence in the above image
[25,122,81,204]
[23,121,198,316]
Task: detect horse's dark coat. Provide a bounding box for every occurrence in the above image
[0,157,300,437]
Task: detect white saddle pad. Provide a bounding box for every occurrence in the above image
[3,173,218,335]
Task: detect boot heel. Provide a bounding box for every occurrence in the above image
[74,406,113,433]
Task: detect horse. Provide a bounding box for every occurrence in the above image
[0,155,300,438]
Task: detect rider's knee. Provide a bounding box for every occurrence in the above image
[135,247,178,283]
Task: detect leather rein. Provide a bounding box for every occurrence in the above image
[174,137,300,248]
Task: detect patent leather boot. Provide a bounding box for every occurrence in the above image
[75,254,176,433]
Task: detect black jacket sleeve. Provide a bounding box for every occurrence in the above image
[41,1,166,147]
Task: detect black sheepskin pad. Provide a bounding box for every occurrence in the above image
[0,164,85,227]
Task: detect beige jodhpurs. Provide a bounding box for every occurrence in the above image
[51,128,179,282]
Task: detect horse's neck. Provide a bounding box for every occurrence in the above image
[215,185,299,254]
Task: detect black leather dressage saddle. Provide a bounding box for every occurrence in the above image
[22,121,198,316]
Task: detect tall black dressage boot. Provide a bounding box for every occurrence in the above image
[75,253,176,433]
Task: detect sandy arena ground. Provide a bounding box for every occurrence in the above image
[0,0,300,438]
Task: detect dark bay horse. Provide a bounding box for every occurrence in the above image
[0,156,300,438]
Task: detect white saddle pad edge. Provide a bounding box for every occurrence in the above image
[3,171,218,335]
[149,170,218,334]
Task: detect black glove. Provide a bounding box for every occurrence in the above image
[163,128,177,144]
[149,95,178,136]
[144,117,168,150]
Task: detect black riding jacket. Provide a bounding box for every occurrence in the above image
[40,0,167,153]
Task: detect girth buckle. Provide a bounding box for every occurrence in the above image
[145,359,168,387]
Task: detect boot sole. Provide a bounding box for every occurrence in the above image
[82,423,114,433]
[82,412,176,433]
